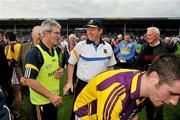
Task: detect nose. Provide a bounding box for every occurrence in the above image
[169,96,179,106]
[57,34,61,40]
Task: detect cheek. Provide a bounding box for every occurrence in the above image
[157,87,171,99]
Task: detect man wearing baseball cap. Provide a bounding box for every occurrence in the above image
[63,19,117,119]
[84,19,103,28]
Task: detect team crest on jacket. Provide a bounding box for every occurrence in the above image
[103,49,107,53]
[46,64,52,69]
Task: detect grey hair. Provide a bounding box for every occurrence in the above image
[40,19,61,37]
[147,27,160,36]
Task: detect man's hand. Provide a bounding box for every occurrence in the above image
[54,67,64,80]
[20,77,27,86]
[63,82,73,95]
[49,94,63,107]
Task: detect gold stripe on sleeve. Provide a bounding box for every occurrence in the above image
[25,64,39,72]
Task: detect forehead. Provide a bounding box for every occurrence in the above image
[51,26,60,31]
[86,27,100,30]
[147,29,155,35]
[69,35,76,39]
[124,35,130,38]
[34,27,40,33]
[165,80,180,94]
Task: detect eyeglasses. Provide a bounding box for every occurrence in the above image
[49,31,61,36]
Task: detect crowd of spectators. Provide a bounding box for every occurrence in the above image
[0,23,179,120]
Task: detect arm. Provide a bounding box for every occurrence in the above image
[126,43,136,60]
[63,63,75,95]
[114,43,121,55]
[15,45,23,81]
[108,45,117,69]
[107,66,114,70]
[24,78,62,107]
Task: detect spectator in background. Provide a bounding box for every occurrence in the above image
[79,33,88,42]
[114,33,136,69]
[15,26,41,120]
[4,32,22,119]
[112,34,122,50]
[133,42,142,69]
[60,36,68,52]
[0,45,10,100]
[0,31,6,48]
[103,36,111,44]
[0,45,11,120]
[137,27,170,120]
[61,34,77,67]
[164,37,178,53]
[24,20,63,120]
[62,34,77,87]
[139,35,147,45]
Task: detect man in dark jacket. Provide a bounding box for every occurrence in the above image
[0,46,12,120]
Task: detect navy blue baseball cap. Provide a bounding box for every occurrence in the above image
[84,19,103,29]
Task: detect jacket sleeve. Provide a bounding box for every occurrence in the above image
[15,45,23,80]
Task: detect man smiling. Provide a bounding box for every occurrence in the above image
[64,19,116,119]
[24,20,63,120]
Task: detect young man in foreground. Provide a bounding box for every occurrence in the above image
[74,54,180,120]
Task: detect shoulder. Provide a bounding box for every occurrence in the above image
[77,40,87,46]
[26,46,41,59]
[21,42,32,49]
[22,42,31,46]
[74,40,87,50]
[104,42,111,46]
[160,40,167,47]
[14,42,21,47]
[103,42,113,50]
[142,42,149,48]
[25,46,43,69]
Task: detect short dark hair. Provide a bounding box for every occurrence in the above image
[4,32,16,41]
[0,31,4,36]
[147,54,180,84]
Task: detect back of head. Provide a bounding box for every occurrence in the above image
[147,54,180,84]
[0,31,4,36]
[117,34,123,40]
[31,26,41,44]
[32,26,40,36]
[40,19,61,37]
[4,32,16,42]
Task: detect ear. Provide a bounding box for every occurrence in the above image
[100,29,103,34]
[149,71,159,85]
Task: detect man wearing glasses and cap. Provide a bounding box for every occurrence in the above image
[63,19,117,119]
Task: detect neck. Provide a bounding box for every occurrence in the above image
[42,38,53,50]
[150,40,160,47]
[139,73,149,98]
[94,38,100,45]
[33,39,39,45]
